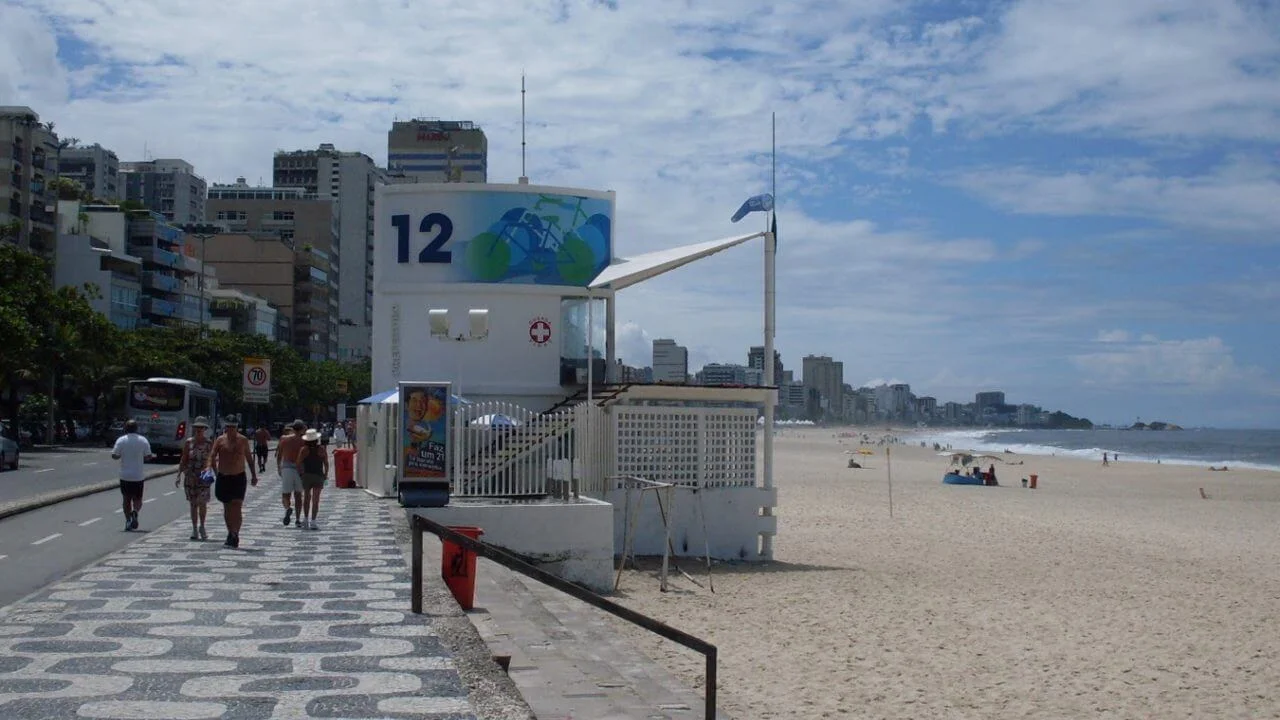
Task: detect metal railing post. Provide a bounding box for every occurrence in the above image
[411,514,423,614]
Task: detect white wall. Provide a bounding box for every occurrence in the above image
[410,499,615,591]
[606,485,778,562]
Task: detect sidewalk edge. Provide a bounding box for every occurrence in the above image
[0,466,180,522]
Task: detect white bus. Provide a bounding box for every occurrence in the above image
[126,377,220,460]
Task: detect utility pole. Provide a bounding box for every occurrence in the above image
[180,223,221,338]
[45,134,77,445]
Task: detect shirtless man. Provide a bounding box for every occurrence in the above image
[275,419,307,527]
[252,425,271,473]
[206,414,258,548]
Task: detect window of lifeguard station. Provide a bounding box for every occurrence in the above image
[559,297,606,386]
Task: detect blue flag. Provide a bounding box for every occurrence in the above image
[730,193,774,223]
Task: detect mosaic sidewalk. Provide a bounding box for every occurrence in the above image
[0,484,479,719]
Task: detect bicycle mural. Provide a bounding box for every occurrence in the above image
[456,192,613,286]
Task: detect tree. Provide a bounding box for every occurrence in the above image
[0,245,57,419]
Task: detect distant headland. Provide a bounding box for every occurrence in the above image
[1128,421,1183,431]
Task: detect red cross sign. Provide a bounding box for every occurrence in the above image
[529,318,552,346]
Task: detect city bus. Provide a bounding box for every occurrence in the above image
[126,378,220,460]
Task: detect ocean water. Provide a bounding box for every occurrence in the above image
[907,428,1280,473]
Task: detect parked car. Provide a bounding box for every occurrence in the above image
[1,419,31,450]
[0,432,18,471]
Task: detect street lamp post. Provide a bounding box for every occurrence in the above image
[180,223,220,338]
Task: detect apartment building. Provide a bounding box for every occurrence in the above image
[1,106,60,254]
[54,201,142,329]
[120,158,207,223]
[802,354,845,419]
[386,119,487,183]
[58,143,121,201]
[700,363,748,385]
[748,345,784,385]
[652,339,688,383]
[273,144,384,362]
[127,211,208,329]
[206,180,339,361]
[201,232,297,342]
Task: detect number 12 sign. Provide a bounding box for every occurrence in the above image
[392,212,454,264]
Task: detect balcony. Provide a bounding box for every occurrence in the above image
[131,245,181,268]
[140,296,179,318]
[141,271,181,293]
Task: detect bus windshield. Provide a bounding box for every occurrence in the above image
[129,382,186,412]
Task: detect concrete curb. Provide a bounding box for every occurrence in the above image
[0,466,180,522]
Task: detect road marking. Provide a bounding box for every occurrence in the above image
[0,555,7,561]
[113,509,123,514]
[36,468,54,473]
[79,517,102,527]
[143,498,156,504]
[164,491,176,496]
[32,533,62,545]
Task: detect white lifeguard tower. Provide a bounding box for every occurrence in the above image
[357,182,777,590]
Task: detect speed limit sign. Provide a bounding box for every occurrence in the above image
[242,357,272,404]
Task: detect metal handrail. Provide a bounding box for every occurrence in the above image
[411,514,718,719]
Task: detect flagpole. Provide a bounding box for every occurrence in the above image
[761,111,777,560]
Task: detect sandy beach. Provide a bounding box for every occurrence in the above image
[607,430,1280,719]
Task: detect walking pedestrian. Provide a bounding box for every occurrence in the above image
[297,428,329,530]
[176,416,213,540]
[276,420,307,527]
[253,424,271,473]
[112,419,154,531]
[206,415,258,548]
[333,422,348,449]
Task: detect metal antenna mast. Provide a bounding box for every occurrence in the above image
[519,73,529,184]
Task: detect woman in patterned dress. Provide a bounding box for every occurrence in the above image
[177,416,214,541]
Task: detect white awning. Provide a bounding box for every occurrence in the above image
[588,231,767,291]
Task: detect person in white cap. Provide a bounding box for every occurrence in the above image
[176,416,214,540]
[295,428,329,530]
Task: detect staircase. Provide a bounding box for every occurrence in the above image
[455,413,576,497]
[542,382,634,415]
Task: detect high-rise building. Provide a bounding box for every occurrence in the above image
[120,158,207,223]
[386,119,487,183]
[748,345,784,385]
[801,355,844,420]
[652,339,688,383]
[127,211,209,329]
[206,180,339,361]
[58,143,121,202]
[873,383,913,421]
[273,144,384,362]
[0,106,60,254]
[975,391,1005,416]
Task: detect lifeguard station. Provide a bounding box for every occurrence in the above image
[357,182,777,590]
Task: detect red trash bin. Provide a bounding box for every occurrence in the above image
[333,448,355,488]
[441,526,484,610]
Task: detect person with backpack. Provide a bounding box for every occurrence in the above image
[296,428,329,530]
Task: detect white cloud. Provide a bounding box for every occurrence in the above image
[1071,333,1265,391]
[955,156,1280,235]
[1095,330,1131,343]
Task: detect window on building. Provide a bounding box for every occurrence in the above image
[271,210,294,221]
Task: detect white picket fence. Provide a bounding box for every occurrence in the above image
[450,401,610,498]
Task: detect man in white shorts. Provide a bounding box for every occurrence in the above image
[275,419,307,527]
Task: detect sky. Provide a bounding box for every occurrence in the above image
[2,0,1279,428]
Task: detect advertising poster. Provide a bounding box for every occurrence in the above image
[398,382,451,485]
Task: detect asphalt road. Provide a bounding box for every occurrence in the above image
[0,445,178,505]
[0,464,283,609]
